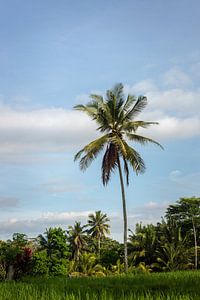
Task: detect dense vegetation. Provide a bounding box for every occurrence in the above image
[0,197,199,281]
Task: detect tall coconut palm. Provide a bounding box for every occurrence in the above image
[87,210,110,255]
[74,83,163,272]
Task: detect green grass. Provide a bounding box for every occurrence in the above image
[0,271,200,299]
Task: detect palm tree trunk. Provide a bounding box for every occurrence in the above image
[117,156,128,273]
[192,217,198,270]
[98,236,101,257]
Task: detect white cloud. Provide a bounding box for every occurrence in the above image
[143,201,169,212]
[145,88,200,115]
[124,80,157,94]
[125,70,200,141]
[0,211,94,238]
[140,115,200,141]
[0,106,98,155]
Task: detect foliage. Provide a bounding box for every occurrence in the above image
[37,227,69,276]
[14,247,32,279]
[128,223,157,267]
[12,233,28,248]
[76,252,106,276]
[100,238,123,267]
[31,250,49,276]
[165,197,200,269]
[0,233,31,280]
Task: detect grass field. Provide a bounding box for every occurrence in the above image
[0,271,199,299]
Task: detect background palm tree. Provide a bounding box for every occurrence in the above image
[128,223,157,267]
[87,210,110,256]
[165,197,200,270]
[67,222,87,262]
[74,83,162,272]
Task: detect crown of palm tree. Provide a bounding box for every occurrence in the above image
[74,83,163,185]
[87,210,110,238]
[67,222,87,259]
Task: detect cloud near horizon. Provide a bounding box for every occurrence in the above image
[0,204,166,241]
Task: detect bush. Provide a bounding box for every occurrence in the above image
[31,251,49,276]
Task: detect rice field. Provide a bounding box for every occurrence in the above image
[0,271,199,299]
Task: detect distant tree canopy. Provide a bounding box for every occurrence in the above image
[165,197,200,270]
[0,200,199,280]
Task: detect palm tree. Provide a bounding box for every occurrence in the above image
[128,223,157,267]
[67,222,87,262]
[165,197,200,270]
[74,83,163,272]
[87,210,110,255]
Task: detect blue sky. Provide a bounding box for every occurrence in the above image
[0,0,199,241]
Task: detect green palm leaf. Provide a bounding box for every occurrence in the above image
[126,133,164,149]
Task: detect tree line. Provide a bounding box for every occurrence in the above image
[0,196,199,280]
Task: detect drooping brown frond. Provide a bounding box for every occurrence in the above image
[102,143,118,185]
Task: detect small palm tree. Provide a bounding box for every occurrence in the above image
[87,210,110,256]
[74,83,162,272]
[67,222,87,262]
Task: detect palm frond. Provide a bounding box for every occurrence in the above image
[74,104,98,119]
[109,136,145,175]
[126,133,164,149]
[123,96,147,121]
[89,94,104,103]
[123,94,137,111]
[74,134,110,170]
[112,83,124,99]
[112,83,125,112]
[122,141,146,174]
[122,121,159,132]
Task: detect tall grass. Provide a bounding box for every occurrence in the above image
[0,271,199,299]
